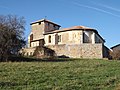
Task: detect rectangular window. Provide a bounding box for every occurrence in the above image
[48,35,51,43]
[58,35,61,42]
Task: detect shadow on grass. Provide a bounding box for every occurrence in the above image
[8,56,72,62]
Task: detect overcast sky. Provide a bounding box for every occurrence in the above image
[0,0,120,48]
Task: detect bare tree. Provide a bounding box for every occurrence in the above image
[0,15,26,61]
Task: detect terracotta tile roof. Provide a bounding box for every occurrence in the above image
[45,25,97,33]
[61,26,98,34]
[44,25,105,42]
[63,26,92,30]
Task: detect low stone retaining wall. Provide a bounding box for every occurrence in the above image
[20,47,36,56]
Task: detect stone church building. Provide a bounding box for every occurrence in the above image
[21,19,109,58]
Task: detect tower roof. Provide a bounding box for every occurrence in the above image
[30,19,61,27]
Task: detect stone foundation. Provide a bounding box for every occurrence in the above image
[46,44,104,58]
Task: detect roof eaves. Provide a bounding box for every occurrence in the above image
[111,44,120,49]
[44,28,96,35]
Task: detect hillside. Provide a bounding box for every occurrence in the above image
[0,59,120,90]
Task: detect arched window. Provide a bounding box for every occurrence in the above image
[30,34,33,41]
[48,35,51,43]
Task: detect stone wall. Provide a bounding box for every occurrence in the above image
[47,44,104,58]
[31,22,45,40]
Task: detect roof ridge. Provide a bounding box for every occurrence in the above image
[30,19,61,26]
[62,25,93,30]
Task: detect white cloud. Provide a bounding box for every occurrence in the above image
[90,1,120,13]
[72,1,120,18]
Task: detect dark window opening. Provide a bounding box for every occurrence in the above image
[39,22,41,25]
[83,32,91,43]
[48,35,51,43]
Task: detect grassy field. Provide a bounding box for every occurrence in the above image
[0,58,120,90]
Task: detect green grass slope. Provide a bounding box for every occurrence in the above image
[0,59,120,90]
